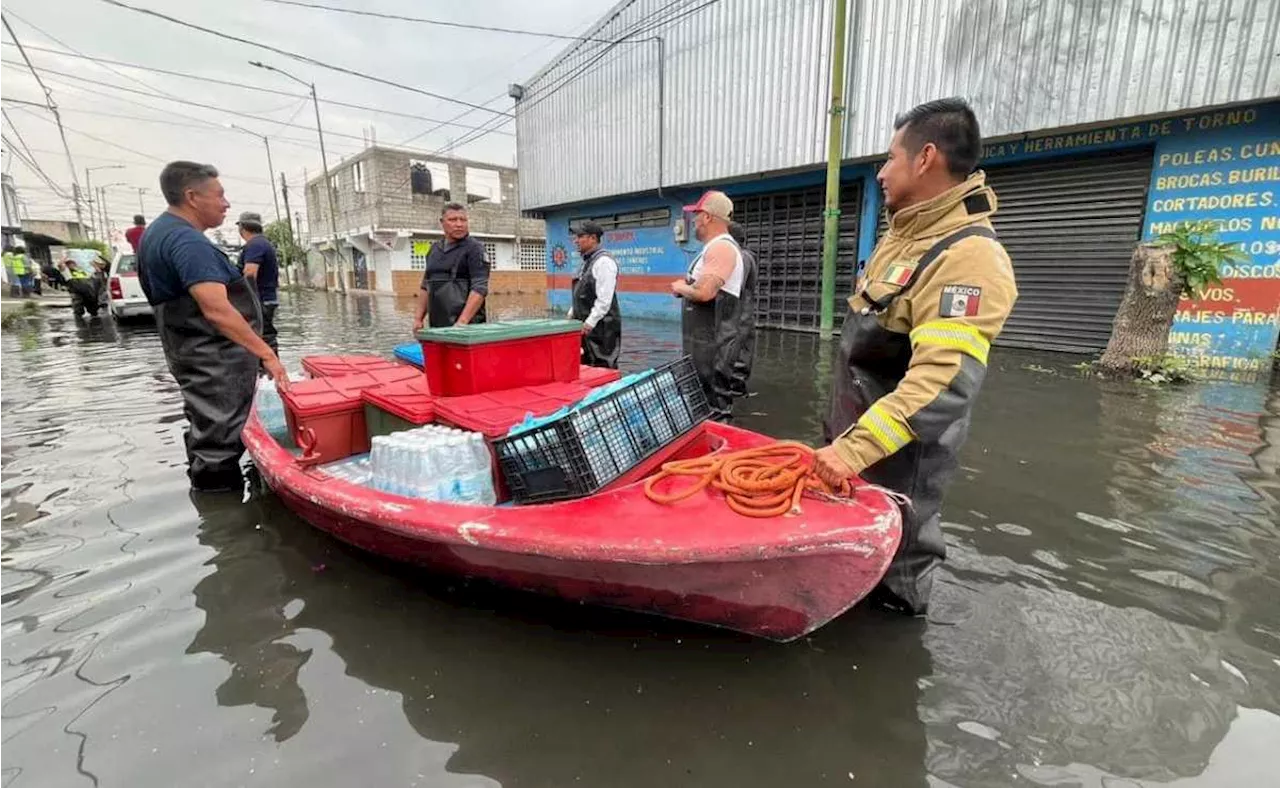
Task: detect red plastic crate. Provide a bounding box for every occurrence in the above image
[420,331,581,396]
[361,376,435,425]
[301,354,406,378]
[578,365,623,387]
[433,381,598,439]
[281,372,389,464]
[364,365,424,387]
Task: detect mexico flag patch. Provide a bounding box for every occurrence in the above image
[882,263,914,286]
[940,285,982,317]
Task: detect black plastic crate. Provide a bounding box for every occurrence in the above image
[495,356,711,504]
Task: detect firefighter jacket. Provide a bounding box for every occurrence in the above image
[829,171,1018,474]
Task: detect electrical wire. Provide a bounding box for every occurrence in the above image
[262,0,625,43]
[433,0,718,156]
[3,8,185,103]
[2,60,401,148]
[2,75,370,156]
[96,0,513,118]
[9,106,274,186]
[2,133,72,198]
[380,0,699,199]
[0,42,516,135]
[1,107,41,171]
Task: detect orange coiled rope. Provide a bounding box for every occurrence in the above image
[643,441,853,518]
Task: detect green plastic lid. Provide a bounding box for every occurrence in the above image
[416,318,580,346]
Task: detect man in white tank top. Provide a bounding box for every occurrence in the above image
[672,190,748,421]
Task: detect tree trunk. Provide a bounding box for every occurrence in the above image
[1098,244,1183,371]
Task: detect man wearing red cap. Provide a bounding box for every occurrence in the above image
[672,190,747,421]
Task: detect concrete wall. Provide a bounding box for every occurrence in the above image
[21,219,85,243]
[307,147,544,240]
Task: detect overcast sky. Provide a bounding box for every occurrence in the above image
[1,0,615,238]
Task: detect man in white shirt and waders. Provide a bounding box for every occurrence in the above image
[569,221,622,369]
[672,190,748,422]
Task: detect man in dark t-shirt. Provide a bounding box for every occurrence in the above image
[411,202,489,331]
[236,211,280,354]
[139,161,286,493]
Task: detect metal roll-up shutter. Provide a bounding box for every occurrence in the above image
[985,148,1153,353]
[735,181,862,332]
[873,148,1153,353]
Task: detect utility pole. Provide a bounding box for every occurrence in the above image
[98,187,110,239]
[280,172,294,240]
[84,169,94,239]
[279,171,296,283]
[310,81,345,293]
[229,124,281,222]
[84,165,125,241]
[818,0,849,338]
[251,60,346,293]
[137,187,146,214]
[4,15,85,232]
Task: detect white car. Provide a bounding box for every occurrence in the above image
[108,250,153,319]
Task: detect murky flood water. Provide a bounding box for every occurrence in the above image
[3,289,1278,787]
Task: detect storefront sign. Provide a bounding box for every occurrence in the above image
[1147,106,1279,373]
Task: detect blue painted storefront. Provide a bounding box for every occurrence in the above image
[542,100,1279,367]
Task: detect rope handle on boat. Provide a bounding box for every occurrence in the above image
[642,441,858,518]
[294,425,324,469]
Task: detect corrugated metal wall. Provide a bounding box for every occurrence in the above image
[845,0,1280,157]
[985,149,1155,353]
[517,0,834,209]
[875,149,1155,353]
[518,0,1278,210]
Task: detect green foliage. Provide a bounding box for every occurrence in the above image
[1131,354,1196,385]
[1,300,40,329]
[1154,221,1247,298]
[264,220,303,267]
[65,239,110,256]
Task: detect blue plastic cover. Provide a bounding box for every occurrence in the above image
[393,342,424,368]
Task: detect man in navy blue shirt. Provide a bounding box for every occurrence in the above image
[139,161,286,493]
[236,211,280,354]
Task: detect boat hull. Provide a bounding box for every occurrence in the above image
[245,416,901,641]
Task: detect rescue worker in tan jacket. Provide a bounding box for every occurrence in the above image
[814,97,1018,615]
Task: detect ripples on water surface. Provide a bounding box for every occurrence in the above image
[3,290,1278,787]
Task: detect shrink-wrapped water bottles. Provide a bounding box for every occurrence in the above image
[369,425,496,505]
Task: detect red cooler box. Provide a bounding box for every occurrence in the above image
[282,367,425,464]
[433,379,601,439]
[362,376,436,437]
[417,319,581,397]
[301,354,406,378]
[578,365,622,387]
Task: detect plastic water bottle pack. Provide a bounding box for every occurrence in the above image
[255,379,290,438]
[319,454,373,487]
[368,425,497,506]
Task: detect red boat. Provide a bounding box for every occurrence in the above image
[244,413,902,642]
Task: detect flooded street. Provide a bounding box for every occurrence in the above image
[3,290,1278,787]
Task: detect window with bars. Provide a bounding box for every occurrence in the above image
[518,242,546,271]
[352,161,366,193]
[483,242,497,264]
[570,208,671,231]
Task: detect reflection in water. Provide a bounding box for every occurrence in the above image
[185,489,311,742]
[2,290,1277,787]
